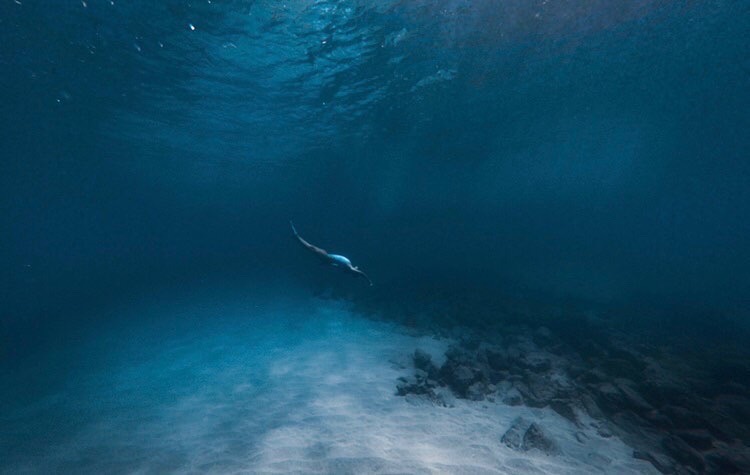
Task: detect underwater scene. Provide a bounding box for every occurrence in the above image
[1,1,749,473]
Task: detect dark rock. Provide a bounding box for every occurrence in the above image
[676,430,714,451]
[440,363,477,397]
[613,379,653,413]
[484,349,509,371]
[699,409,737,442]
[661,406,707,431]
[414,368,428,381]
[399,380,453,407]
[502,388,523,406]
[488,370,507,384]
[508,373,524,382]
[710,395,750,441]
[600,357,645,381]
[548,343,567,356]
[445,346,473,365]
[715,394,750,422]
[396,366,446,406]
[522,423,560,456]
[633,450,676,474]
[396,376,431,396]
[604,349,648,381]
[705,452,749,474]
[460,337,481,351]
[413,349,433,372]
[501,417,528,450]
[580,393,605,420]
[577,341,608,359]
[595,382,626,413]
[466,382,487,401]
[643,409,674,429]
[579,368,609,384]
[594,379,654,414]
[611,411,670,451]
[638,381,685,409]
[507,346,523,361]
[513,381,533,401]
[524,374,558,407]
[549,399,579,426]
[610,410,651,439]
[429,387,455,408]
[662,435,705,472]
[529,359,552,373]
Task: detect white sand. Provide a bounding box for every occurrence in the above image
[7,297,657,474]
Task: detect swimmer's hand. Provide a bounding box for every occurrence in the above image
[356,268,373,286]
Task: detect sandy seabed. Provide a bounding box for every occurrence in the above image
[2,296,656,474]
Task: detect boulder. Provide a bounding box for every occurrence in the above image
[500,414,561,456]
[523,374,558,407]
[705,452,750,474]
[484,349,509,371]
[633,450,676,474]
[522,423,560,456]
[524,356,552,373]
[613,379,654,413]
[642,409,674,429]
[549,399,579,426]
[460,336,481,351]
[466,382,488,401]
[579,393,606,420]
[445,346,473,365]
[661,435,705,472]
[638,381,686,409]
[396,375,432,396]
[676,430,714,451]
[413,368,428,382]
[501,417,528,450]
[442,364,476,395]
[661,405,707,430]
[488,370,508,384]
[579,367,609,384]
[594,382,626,413]
[502,387,523,406]
[600,357,645,381]
[413,349,434,372]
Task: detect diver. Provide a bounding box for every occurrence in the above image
[290,221,373,286]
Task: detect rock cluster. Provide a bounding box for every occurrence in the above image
[395,324,750,474]
[499,417,561,456]
[571,340,750,475]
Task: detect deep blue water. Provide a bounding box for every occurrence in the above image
[1,1,750,473]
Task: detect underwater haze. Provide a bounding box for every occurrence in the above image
[2,1,750,473]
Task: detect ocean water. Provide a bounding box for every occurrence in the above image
[1,1,749,473]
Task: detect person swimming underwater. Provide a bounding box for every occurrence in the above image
[290,221,373,286]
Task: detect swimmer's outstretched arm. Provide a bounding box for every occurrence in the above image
[290,221,329,259]
[352,267,373,286]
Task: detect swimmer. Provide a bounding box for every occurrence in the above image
[290,221,373,286]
